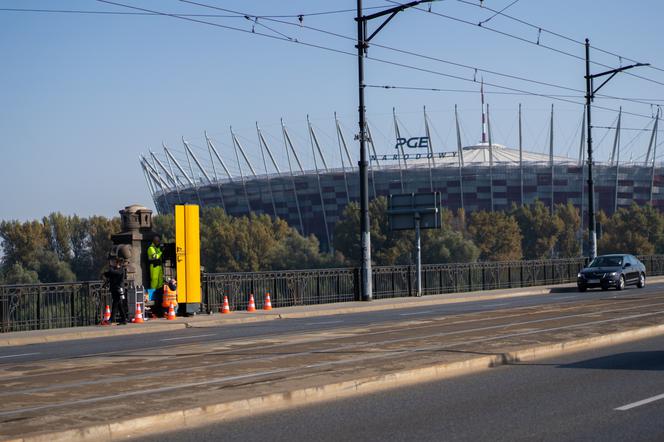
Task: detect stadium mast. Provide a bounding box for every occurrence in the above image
[612,109,622,212]
[335,113,352,204]
[230,127,253,212]
[549,104,555,213]
[487,103,494,212]
[281,119,305,234]
[308,115,332,251]
[518,104,524,206]
[392,107,406,192]
[203,131,226,211]
[205,133,234,181]
[454,104,465,212]
[181,138,203,206]
[423,106,434,192]
[256,123,278,219]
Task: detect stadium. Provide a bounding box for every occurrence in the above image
[140,104,663,250]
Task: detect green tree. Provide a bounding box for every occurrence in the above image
[3,263,39,284]
[511,200,563,259]
[467,211,522,261]
[598,203,662,255]
[555,202,581,257]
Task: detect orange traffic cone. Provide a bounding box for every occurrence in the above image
[263,292,272,311]
[167,302,177,320]
[220,296,231,314]
[247,294,256,312]
[133,303,144,324]
[103,305,111,323]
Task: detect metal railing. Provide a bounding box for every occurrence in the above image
[0,281,110,333]
[3,255,664,332]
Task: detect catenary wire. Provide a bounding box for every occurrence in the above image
[96,0,656,122]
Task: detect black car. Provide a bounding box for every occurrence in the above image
[577,254,646,291]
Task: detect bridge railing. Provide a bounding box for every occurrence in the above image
[0,281,110,333]
[3,255,664,332]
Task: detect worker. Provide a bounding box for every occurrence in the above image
[147,234,164,290]
[103,258,128,325]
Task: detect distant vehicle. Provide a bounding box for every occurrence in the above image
[577,254,646,291]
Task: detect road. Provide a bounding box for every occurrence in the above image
[1,283,661,364]
[138,333,664,442]
[2,282,664,440]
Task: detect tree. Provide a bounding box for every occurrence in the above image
[511,200,563,259]
[555,202,581,257]
[598,204,662,255]
[467,211,522,261]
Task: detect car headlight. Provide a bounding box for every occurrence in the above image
[609,272,618,277]
[577,273,583,278]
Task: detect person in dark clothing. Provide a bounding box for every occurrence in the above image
[103,259,128,325]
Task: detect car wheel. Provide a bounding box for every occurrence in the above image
[616,275,625,291]
[601,284,609,291]
[637,273,646,289]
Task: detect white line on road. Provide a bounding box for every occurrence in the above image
[615,393,664,411]
[161,334,215,342]
[0,352,39,359]
[305,320,344,326]
[400,310,434,316]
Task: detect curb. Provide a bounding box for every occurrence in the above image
[8,321,664,442]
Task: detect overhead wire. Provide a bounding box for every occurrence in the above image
[454,0,664,76]
[385,0,664,89]
[179,0,664,108]
[96,0,657,123]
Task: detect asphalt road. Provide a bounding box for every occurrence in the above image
[1,282,660,363]
[137,332,664,442]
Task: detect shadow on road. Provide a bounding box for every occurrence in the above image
[558,351,664,371]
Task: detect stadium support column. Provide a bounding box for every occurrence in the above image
[454,105,465,212]
[518,104,524,206]
[308,115,332,252]
[549,104,554,213]
[487,103,494,212]
[585,38,648,259]
[357,0,372,301]
[423,106,435,192]
[335,113,352,204]
[650,109,660,204]
[393,108,406,193]
[612,109,622,212]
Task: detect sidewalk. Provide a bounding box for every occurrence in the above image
[3,277,663,347]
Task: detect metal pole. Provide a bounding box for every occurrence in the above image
[415,214,422,297]
[585,39,597,260]
[519,103,524,206]
[357,0,372,301]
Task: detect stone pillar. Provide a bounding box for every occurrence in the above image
[110,205,156,289]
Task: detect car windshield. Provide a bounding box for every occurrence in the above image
[589,256,623,267]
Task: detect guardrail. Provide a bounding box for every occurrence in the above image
[3,255,664,332]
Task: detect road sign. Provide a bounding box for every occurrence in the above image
[387,192,441,297]
[388,192,441,231]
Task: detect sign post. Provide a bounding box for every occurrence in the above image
[388,192,441,297]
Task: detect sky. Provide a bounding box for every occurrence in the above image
[2,0,664,220]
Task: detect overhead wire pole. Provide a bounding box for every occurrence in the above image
[356,0,437,302]
[584,38,649,260]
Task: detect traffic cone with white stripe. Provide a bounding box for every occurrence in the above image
[133,303,144,324]
[220,296,231,314]
[167,302,177,320]
[263,292,272,311]
[247,294,256,312]
[101,305,111,325]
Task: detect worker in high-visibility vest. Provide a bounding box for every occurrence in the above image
[147,235,164,290]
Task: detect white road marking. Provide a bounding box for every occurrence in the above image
[161,334,215,342]
[400,310,434,316]
[305,320,344,326]
[0,352,39,359]
[615,393,664,411]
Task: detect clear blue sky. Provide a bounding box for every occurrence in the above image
[2,0,664,220]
